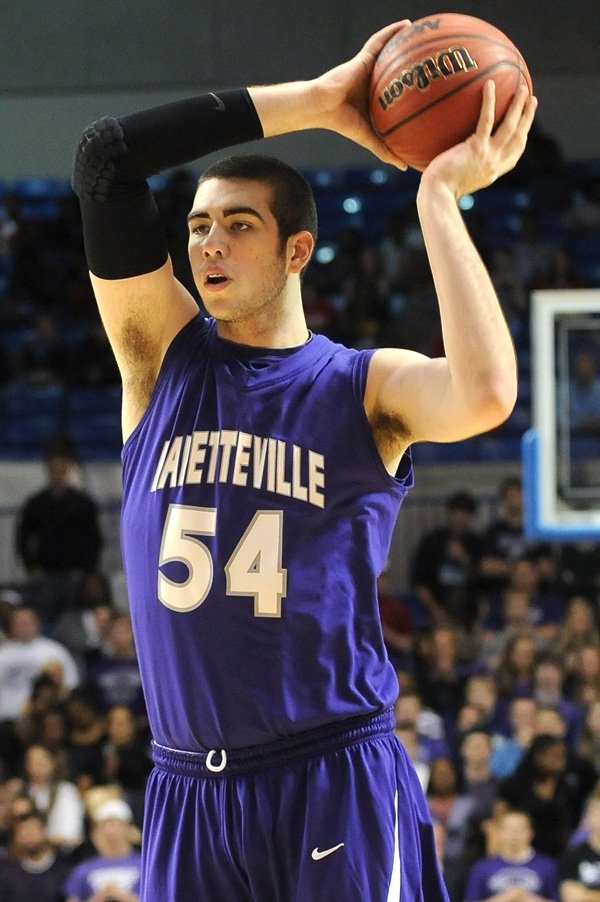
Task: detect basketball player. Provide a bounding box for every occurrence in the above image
[72,20,537,901]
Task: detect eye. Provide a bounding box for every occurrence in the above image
[230,221,250,231]
[191,223,210,235]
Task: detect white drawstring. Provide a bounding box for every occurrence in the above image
[206,749,228,772]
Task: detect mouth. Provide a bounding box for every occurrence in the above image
[203,270,231,291]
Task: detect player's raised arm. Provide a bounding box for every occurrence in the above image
[248,20,411,168]
[365,81,538,466]
[72,91,264,383]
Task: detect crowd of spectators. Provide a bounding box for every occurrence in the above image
[0,125,599,399]
[0,460,599,899]
[381,475,600,900]
[1,129,600,899]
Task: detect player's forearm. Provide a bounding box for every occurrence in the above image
[248,81,324,137]
[73,89,262,279]
[417,175,517,429]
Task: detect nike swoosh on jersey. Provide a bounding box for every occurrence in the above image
[209,92,226,112]
[311,843,345,860]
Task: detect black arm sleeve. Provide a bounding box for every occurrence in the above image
[72,89,263,280]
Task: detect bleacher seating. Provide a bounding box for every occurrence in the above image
[1,161,598,463]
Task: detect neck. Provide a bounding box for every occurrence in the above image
[503,847,532,863]
[104,839,131,858]
[215,282,309,348]
[217,316,309,348]
[465,761,490,781]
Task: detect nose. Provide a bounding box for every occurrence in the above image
[201,222,228,258]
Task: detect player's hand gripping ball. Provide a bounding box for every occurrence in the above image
[370,13,533,170]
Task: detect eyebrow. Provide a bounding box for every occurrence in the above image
[187,206,265,223]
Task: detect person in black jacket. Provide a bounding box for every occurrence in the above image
[16,438,103,628]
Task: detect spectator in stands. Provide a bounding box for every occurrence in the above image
[0,606,79,723]
[577,697,600,773]
[464,808,559,902]
[559,790,600,902]
[393,691,449,762]
[65,687,106,795]
[463,675,507,742]
[497,734,579,858]
[64,797,141,902]
[87,614,145,716]
[478,477,535,592]
[411,490,483,627]
[455,702,489,739]
[496,631,537,701]
[415,626,468,735]
[376,568,416,670]
[37,706,70,777]
[509,554,564,642]
[0,809,74,902]
[101,705,152,827]
[53,593,115,677]
[565,643,600,706]
[5,671,70,778]
[393,720,430,791]
[0,790,37,857]
[490,695,537,779]
[568,350,600,435]
[21,743,84,850]
[533,658,583,748]
[16,439,103,626]
[427,756,478,884]
[478,588,549,671]
[558,596,600,673]
[532,706,596,827]
[459,728,500,828]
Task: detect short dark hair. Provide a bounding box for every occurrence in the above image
[198,154,318,253]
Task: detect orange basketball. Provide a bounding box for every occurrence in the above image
[370,13,532,171]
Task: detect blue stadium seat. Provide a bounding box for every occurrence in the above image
[4,383,65,418]
[68,412,122,457]
[66,385,122,417]
[3,413,64,451]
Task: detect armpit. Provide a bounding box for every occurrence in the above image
[369,407,412,463]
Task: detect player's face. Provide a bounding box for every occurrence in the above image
[188,178,291,333]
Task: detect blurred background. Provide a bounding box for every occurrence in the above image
[1,6,600,900]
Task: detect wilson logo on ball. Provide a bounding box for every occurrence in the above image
[377,45,478,111]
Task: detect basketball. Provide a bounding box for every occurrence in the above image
[370,13,532,170]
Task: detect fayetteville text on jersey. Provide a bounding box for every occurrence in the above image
[151,429,326,508]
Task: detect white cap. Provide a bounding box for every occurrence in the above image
[92,798,133,823]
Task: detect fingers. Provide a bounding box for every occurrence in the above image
[475,80,496,139]
[361,20,412,59]
[496,83,532,140]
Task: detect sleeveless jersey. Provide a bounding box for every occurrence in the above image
[121,315,413,751]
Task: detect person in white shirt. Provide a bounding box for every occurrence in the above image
[0,607,79,722]
[23,743,85,849]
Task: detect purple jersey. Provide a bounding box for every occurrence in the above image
[121,315,412,751]
[65,852,141,899]
[465,853,559,901]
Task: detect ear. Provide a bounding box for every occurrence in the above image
[287,231,314,274]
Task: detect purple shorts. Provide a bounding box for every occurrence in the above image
[140,709,449,901]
